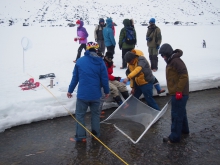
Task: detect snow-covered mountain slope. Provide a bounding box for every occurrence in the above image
[0,0,220,27]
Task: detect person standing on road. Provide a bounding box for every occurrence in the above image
[146,18,162,72]
[123,49,160,110]
[67,42,109,142]
[94,18,106,54]
[159,43,189,143]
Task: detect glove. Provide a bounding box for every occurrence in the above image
[176,92,183,100]
[156,45,160,50]
[95,38,98,42]
[146,37,150,41]
[74,38,78,42]
[114,77,121,82]
[119,44,122,50]
[79,37,84,40]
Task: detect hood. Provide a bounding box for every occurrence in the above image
[123,19,131,27]
[84,50,104,65]
[106,18,113,28]
[78,20,84,28]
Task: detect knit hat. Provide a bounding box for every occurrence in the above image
[149,18,155,24]
[159,43,173,58]
[105,51,114,59]
[99,18,104,23]
[124,51,137,63]
[76,20,80,24]
[86,42,99,50]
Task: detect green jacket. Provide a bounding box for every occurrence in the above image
[119,19,136,49]
[146,24,162,48]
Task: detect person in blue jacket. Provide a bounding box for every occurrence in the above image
[103,18,116,56]
[67,41,110,142]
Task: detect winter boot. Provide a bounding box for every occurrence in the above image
[121,91,129,100]
[154,84,165,94]
[113,96,123,106]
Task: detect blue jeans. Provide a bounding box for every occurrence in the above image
[75,98,101,140]
[134,83,160,110]
[169,95,189,142]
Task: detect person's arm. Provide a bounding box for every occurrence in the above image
[67,65,79,98]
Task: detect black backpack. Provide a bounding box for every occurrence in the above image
[123,27,136,45]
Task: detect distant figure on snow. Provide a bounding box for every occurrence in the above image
[202,40,206,48]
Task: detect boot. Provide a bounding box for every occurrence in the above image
[113,96,123,106]
[121,91,129,100]
[154,84,165,94]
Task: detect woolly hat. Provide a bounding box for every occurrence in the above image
[99,18,104,23]
[159,43,174,58]
[105,51,114,59]
[76,20,80,24]
[149,18,155,24]
[124,51,137,63]
[86,42,99,50]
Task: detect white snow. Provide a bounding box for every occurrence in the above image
[0,0,220,133]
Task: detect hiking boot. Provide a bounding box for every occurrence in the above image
[157,89,165,94]
[163,137,174,144]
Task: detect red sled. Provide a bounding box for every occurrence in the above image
[21,82,40,90]
[19,78,34,87]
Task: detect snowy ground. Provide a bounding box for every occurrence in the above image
[0,25,220,132]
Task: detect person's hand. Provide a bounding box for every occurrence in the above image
[95,38,97,42]
[123,78,129,84]
[105,94,109,99]
[156,45,160,50]
[74,38,78,42]
[176,92,182,100]
[67,92,72,98]
[131,88,135,95]
[119,44,122,50]
[114,77,121,81]
[146,37,151,41]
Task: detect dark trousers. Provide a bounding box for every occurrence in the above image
[169,95,189,142]
[106,45,115,55]
[76,44,86,60]
[122,48,133,68]
[149,55,158,70]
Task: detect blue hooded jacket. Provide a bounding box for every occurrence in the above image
[103,18,116,47]
[68,50,109,100]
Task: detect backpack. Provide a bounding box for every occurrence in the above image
[123,27,136,45]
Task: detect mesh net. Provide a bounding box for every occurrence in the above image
[101,95,169,144]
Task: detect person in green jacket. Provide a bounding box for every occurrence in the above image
[146,18,162,72]
[118,19,136,69]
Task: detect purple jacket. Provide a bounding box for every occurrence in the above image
[77,21,88,44]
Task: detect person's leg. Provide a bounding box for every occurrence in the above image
[90,99,101,138]
[75,98,89,140]
[109,81,123,105]
[110,80,129,100]
[153,77,165,94]
[76,44,86,61]
[181,95,189,134]
[140,83,160,110]
[169,95,189,142]
[107,45,115,55]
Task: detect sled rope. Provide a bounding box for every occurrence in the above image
[28,74,128,165]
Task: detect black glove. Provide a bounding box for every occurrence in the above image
[114,77,121,81]
[95,38,97,42]
[119,44,122,50]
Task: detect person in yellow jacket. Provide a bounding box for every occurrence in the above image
[123,49,160,110]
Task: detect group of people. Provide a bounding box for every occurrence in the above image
[67,18,190,144]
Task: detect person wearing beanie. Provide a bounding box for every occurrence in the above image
[67,41,109,142]
[123,49,160,110]
[159,43,189,144]
[118,18,137,69]
[94,18,106,55]
[103,51,129,106]
[73,20,89,63]
[103,18,116,56]
[146,17,162,72]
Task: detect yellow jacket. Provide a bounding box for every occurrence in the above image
[127,49,154,88]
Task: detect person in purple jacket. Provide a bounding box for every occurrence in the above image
[73,20,89,63]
